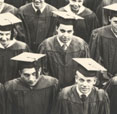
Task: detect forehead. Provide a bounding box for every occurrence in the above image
[58,24,73,30]
[22,68,36,73]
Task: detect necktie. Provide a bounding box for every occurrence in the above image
[36,9,41,15]
[81,94,86,102]
[62,43,67,51]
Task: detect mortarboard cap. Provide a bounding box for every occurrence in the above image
[52,10,84,20]
[103,3,117,18]
[11,52,45,70]
[0,12,22,31]
[103,3,117,12]
[52,10,84,26]
[73,58,107,77]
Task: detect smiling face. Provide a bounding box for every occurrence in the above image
[57,24,74,43]
[32,0,44,9]
[75,71,96,94]
[20,68,39,87]
[0,30,11,47]
[69,0,84,12]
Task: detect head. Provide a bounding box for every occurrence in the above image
[56,19,74,43]
[32,0,45,9]
[69,0,84,12]
[19,66,41,87]
[75,71,97,94]
[110,15,117,33]
[0,0,4,5]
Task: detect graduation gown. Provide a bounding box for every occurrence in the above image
[90,25,117,76]
[0,40,30,83]
[104,78,117,114]
[38,35,90,88]
[0,3,17,14]
[4,0,31,8]
[0,83,5,114]
[52,85,110,114]
[59,5,99,43]
[5,75,59,114]
[17,3,57,52]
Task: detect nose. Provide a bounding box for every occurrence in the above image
[1,35,7,41]
[63,32,69,37]
[29,75,34,81]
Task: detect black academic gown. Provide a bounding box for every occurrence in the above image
[104,78,117,114]
[5,75,59,114]
[17,3,57,52]
[38,35,90,88]
[0,3,17,14]
[4,0,31,8]
[90,25,117,77]
[59,5,99,43]
[0,40,30,83]
[0,83,5,114]
[52,85,110,114]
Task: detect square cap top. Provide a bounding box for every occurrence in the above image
[52,10,84,20]
[103,3,117,11]
[11,52,46,62]
[0,12,22,27]
[73,58,107,77]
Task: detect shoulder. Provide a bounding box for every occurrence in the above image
[59,85,73,99]
[4,3,17,9]
[4,78,20,91]
[13,40,28,49]
[83,7,95,16]
[19,3,32,11]
[92,25,111,37]
[45,3,57,11]
[40,75,58,87]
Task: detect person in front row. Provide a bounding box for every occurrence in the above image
[52,58,110,114]
[5,52,59,114]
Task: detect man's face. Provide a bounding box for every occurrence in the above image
[32,0,44,9]
[0,30,11,47]
[110,17,117,33]
[69,0,84,11]
[57,24,74,43]
[20,68,39,87]
[76,71,96,94]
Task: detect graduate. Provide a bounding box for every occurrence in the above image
[90,3,117,79]
[59,0,99,43]
[0,13,30,83]
[52,58,110,114]
[0,0,17,14]
[17,0,57,52]
[5,52,59,114]
[38,11,90,88]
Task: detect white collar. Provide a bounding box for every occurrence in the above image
[76,85,91,97]
[0,39,16,49]
[111,28,117,38]
[64,4,85,15]
[0,3,4,13]
[32,2,47,13]
[57,36,72,47]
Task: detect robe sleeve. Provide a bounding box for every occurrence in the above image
[89,29,103,64]
[4,82,14,114]
[98,89,110,114]
[38,42,50,76]
[0,84,5,114]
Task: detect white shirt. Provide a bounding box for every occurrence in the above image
[0,39,16,49]
[64,4,85,15]
[32,2,47,13]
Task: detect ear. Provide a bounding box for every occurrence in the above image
[93,77,97,85]
[38,67,42,76]
[19,70,21,75]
